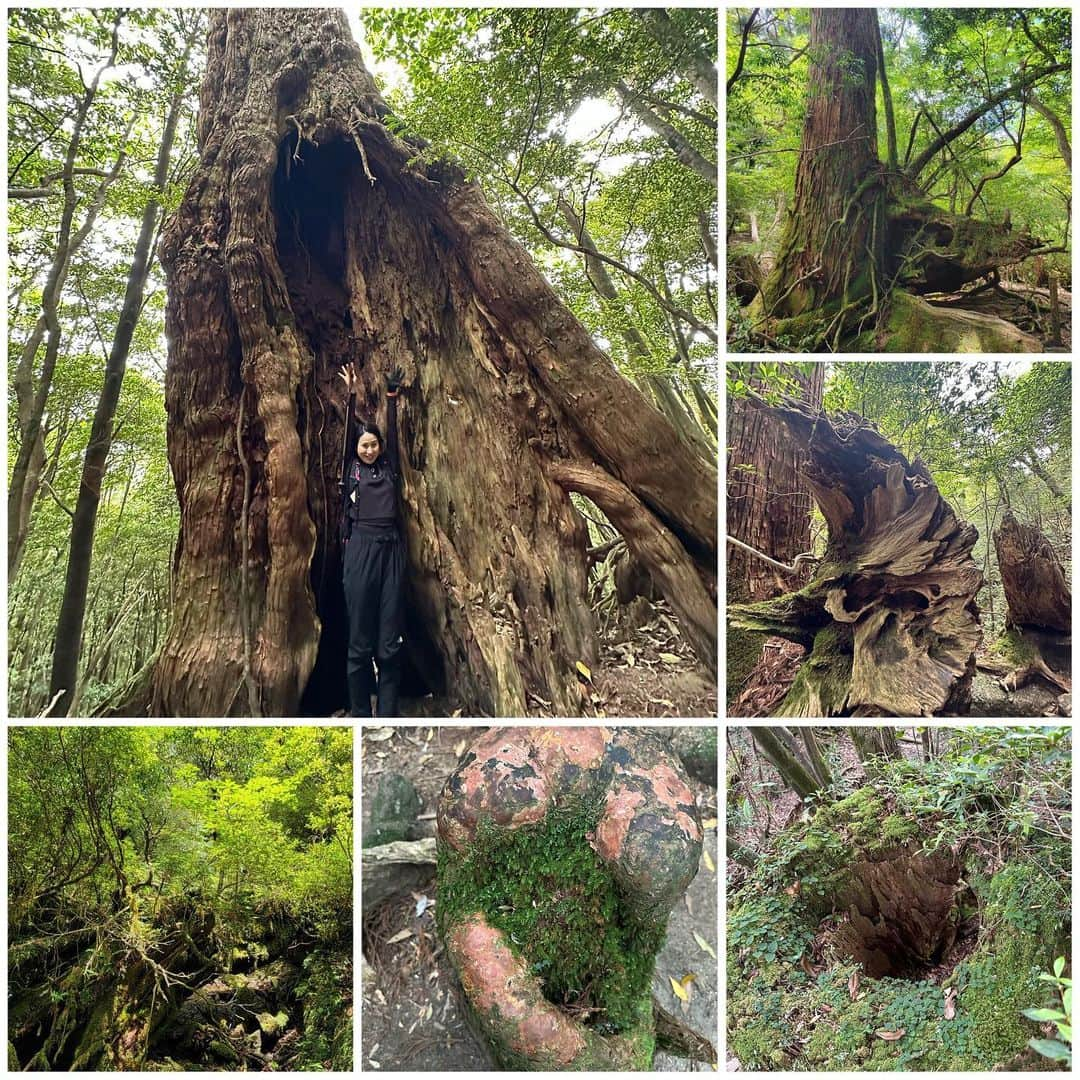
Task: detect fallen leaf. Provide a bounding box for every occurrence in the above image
[784,880,801,897]
[669,975,688,1002]
[875,1029,905,1041]
[848,970,860,1001]
[453,739,467,756]
[576,660,593,683]
[451,707,462,718]
[366,727,395,742]
[693,931,717,960]
[799,953,817,977]
[680,973,697,989]
[702,849,715,873]
[944,985,958,1020]
[659,652,682,665]
[386,929,413,945]
[414,895,434,917]
[701,817,718,830]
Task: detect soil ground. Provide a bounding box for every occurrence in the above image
[345,599,716,719]
[361,725,718,1070]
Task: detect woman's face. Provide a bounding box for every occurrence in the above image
[357,432,381,465]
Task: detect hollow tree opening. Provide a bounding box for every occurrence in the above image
[828,851,976,980]
[150,10,716,717]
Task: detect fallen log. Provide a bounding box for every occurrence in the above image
[729,398,983,716]
[361,838,436,910]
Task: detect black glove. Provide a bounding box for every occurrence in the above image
[386,367,405,394]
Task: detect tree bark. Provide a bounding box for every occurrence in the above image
[875,20,898,171]
[747,726,819,800]
[726,365,822,704]
[49,44,192,718]
[801,727,832,787]
[726,365,823,602]
[762,9,883,317]
[730,397,983,717]
[995,512,1070,634]
[150,10,716,717]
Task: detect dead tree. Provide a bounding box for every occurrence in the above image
[148,9,716,717]
[990,512,1071,693]
[729,398,983,716]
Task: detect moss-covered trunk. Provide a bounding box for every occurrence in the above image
[729,398,983,716]
[762,9,883,318]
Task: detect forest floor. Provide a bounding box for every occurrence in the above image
[728,635,1070,718]
[360,726,719,1071]
[395,599,716,719]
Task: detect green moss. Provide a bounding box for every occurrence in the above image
[990,628,1037,667]
[880,292,1040,354]
[726,628,764,707]
[437,797,664,1036]
[776,624,853,717]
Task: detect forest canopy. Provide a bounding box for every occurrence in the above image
[8,725,353,1070]
[727,7,1072,352]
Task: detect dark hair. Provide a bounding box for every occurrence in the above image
[356,419,383,451]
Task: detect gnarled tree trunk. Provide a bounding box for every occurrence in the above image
[758,9,1044,351]
[729,398,983,716]
[150,9,716,717]
[990,512,1071,694]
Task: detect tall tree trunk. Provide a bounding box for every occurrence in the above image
[801,727,832,788]
[747,726,820,800]
[48,46,192,717]
[761,9,883,317]
[150,10,716,717]
[615,82,716,187]
[875,20,898,171]
[730,397,983,717]
[633,8,718,108]
[727,365,823,601]
[7,24,124,580]
[726,365,823,704]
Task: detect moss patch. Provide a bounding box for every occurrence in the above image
[728,789,1068,1071]
[437,797,665,1035]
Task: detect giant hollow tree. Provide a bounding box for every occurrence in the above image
[149,9,717,717]
[755,8,1066,352]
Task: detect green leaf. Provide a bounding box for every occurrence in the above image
[1054,956,1066,978]
[1022,1008,1066,1022]
[1027,1038,1072,1063]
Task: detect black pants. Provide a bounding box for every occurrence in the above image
[343,525,405,718]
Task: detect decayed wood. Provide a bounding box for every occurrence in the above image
[150,10,717,717]
[361,838,436,910]
[833,852,961,978]
[729,398,983,716]
[994,512,1070,634]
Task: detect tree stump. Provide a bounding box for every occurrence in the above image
[436,727,702,1069]
[991,512,1071,695]
[729,398,983,716]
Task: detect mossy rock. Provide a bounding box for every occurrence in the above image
[874,292,1042,354]
[364,772,421,847]
[727,787,1069,1070]
[437,728,703,1069]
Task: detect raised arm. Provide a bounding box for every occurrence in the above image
[385,367,403,474]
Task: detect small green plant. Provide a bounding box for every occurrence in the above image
[1023,956,1072,1066]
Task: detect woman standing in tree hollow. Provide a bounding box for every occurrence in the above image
[338,363,407,718]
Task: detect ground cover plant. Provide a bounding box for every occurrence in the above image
[8,725,353,1071]
[726,726,1071,1071]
